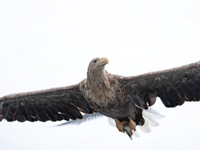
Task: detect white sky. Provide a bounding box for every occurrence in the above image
[0,0,200,150]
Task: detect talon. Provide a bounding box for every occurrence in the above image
[115,119,126,132]
[129,119,136,131]
[124,119,136,139]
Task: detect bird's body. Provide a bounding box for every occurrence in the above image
[80,71,142,125]
[1,57,200,138]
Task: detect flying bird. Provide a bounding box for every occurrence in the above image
[0,57,200,139]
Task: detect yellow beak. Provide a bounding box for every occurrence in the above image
[98,57,109,66]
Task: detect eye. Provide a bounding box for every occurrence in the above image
[93,59,97,63]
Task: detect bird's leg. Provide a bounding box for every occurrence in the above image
[115,119,126,132]
[115,119,136,133]
[128,119,136,131]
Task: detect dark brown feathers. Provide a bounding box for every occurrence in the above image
[0,84,93,122]
[0,58,200,128]
[120,61,200,108]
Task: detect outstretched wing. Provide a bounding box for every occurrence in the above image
[0,84,93,122]
[120,61,200,109]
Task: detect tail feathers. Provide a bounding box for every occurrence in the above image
[137,120,151,133]
[143,115,159,127]
[143,107,165,120]
[133,130,140,137]
[56,113,104,126]
[139,107,164,133]
[107,107,164,138]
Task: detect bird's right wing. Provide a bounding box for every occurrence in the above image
[0,84,93,122]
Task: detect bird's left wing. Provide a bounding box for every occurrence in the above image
[119,61,200,109]
[0,84,93,122]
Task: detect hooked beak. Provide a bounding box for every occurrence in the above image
[97,57,109,67]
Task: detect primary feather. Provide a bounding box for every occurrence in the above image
[0,57,200,138]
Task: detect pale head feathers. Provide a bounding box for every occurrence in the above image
[80,57,121,107]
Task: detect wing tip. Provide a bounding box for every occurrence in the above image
[0,115,3,121]
[0,107,3,121]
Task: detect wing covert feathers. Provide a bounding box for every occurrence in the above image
[1,60,200,123]
[0,84,93,122]
[121,61,200,108]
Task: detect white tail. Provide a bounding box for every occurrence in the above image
[138,107,164,134]
[107,107,165,137]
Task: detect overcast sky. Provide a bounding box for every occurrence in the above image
[0,0,200,150]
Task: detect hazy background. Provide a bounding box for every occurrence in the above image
[0,0,200,149]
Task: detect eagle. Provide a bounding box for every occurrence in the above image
[0,57,200,138]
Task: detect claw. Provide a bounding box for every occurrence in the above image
[115,119,137,139]
[124,119,136,139]
[129,119,136,131]
[124,125,133,140]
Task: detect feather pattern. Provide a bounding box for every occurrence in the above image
[119,61,200,109]
[0,57,200,139]
[0,84,93,122]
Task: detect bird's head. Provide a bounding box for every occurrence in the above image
[87,57,109,72]
[87,57,109,79]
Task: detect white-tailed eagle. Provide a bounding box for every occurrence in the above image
[0,57,200,138]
